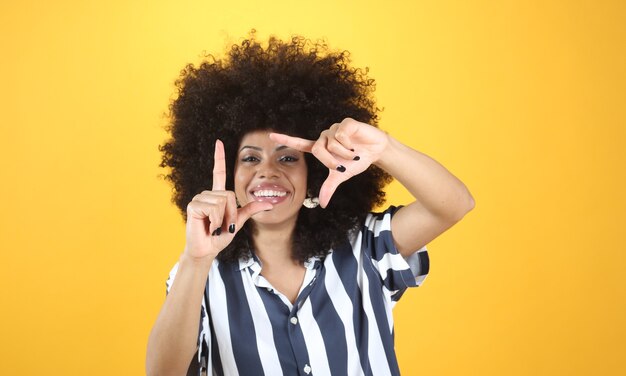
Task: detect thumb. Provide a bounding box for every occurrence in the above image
[235,201,274,228]
[319,174,342,208]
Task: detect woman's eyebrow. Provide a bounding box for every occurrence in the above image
[239,145,294,152]
[239,145,262,152]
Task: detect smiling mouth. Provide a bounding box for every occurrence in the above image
[249,187,290,204]
[252,190,288,198]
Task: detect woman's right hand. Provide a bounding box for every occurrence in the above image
[184,139,273,260]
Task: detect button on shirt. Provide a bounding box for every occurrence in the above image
[166,206,430,376]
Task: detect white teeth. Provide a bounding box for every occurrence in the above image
[253,190,287,198]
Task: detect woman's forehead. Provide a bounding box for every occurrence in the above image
[238,129,273,144]
[237,130,299,153]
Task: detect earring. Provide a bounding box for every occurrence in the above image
[303,197,319,209]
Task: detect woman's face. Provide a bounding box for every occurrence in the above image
[234,130,308,226]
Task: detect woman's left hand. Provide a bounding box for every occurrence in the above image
[269,118,389,208]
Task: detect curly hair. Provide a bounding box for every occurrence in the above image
[160,30,392,263]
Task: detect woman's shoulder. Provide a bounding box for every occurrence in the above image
[360,205,402,233]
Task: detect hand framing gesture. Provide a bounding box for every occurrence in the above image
[270,118,389,208]
[184,140,273,260]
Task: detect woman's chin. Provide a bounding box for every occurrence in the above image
[249,204,301,226]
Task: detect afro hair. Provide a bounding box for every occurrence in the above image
[160,30,392,263]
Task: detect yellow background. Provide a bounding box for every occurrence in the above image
[1,0,624,374]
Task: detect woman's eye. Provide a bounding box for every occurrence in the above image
[241,156,260,163]
[280,155,299,163]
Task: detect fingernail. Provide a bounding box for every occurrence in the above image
[353,156,360,161]
[350,149,355,152]
[336,165,346,173]
[212,228,222,236]
[228,223,235,233]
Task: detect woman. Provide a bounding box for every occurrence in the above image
[147,32,474,376]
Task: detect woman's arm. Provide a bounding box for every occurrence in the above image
[146,140,271,375]
[375,134,474,256]
[270,118,474,257]
[146,255,213,376]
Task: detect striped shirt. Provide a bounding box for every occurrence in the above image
[166,206,430,376]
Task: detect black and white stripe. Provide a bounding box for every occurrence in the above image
[166,206,429,376]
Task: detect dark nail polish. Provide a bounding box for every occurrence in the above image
[212,228,222,236]
[228,223,235,233]
[353,156,360,161]
[336,165,346,173]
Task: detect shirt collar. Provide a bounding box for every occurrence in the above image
[304,256,322,270]
[236,252,256,271]
[236,253,323,271]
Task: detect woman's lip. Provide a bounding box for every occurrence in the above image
[249,183,288,192]
[248,183,291,205]
[251,194,289,204]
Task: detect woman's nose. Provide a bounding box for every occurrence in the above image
[257,160,280,178]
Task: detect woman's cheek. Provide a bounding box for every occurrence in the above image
[233,171,248,203]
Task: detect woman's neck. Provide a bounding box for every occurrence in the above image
[251,219,298,267]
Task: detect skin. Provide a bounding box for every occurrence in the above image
[235,130,308,228]
[234,130,310,302]
[146,118,475,376]
[271,118,475,255]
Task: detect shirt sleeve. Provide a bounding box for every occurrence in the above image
[361,206,430,301]
[165,263,211,376]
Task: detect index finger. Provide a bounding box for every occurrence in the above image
[269,133,314,153]
[212,139,226,191]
